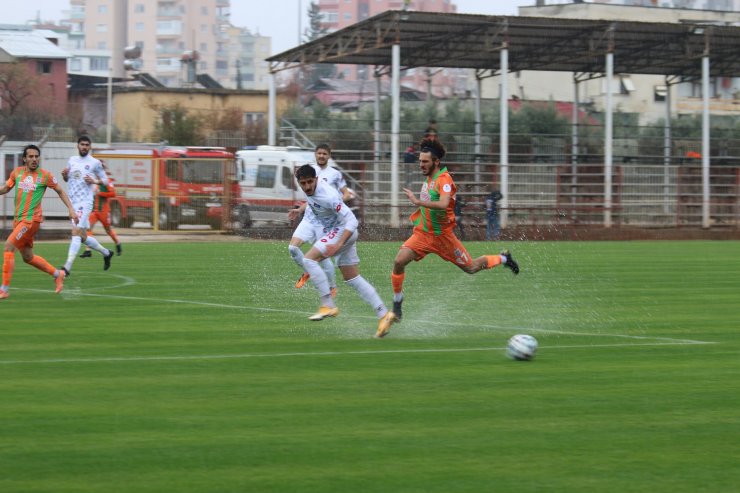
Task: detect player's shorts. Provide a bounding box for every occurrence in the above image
[7,220,40,250]
[402,229,473,267]
[72,202,93,230]
[313,227,359,267]
[88,210,110,229]
[292,216,318,244]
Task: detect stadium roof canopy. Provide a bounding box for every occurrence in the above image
[266,10,740,78]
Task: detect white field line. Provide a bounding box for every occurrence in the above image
[0,341,714,366]
[7,282,713,367]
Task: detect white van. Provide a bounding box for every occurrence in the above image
[232,145,359,230]
[232,146,317,229]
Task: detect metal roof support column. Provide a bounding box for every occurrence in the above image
[390,43,401,228]
[604,40,614,228]
[373,70,381,195]
[663,79,672,214]
[701,54,710,229]
[571,77,580,212]
[268,72,276,145]
[500,46,509,229]
[474,76,482,184]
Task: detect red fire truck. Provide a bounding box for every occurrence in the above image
[92,145,235,230]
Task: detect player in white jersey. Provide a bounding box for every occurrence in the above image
[294,164,390,333]
[288,144,353,297]
[59,135,114,276]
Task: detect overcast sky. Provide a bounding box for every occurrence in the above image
[5,0,529,55]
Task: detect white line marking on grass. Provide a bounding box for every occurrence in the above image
[17,286,712,346]
[0,341,714,366]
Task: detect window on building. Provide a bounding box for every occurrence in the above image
[97,41,107,50]
[135,22,144,31]
[134,3,144,13]
[201,6,208,15]
[322,11,338,23]
[201,24,208,33]
[654,85,667,102]
[36,61,52,74]
[343,13,352,21]
[620,76,635,95]
[98,5,107,14]
[70,58,82,71]
[90,57,109,71]
[690,79,719,98]
[200,42,208,52]
[243,112,264,125]
[96,23,108,32]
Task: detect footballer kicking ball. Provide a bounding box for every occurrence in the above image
[506,334,538,361]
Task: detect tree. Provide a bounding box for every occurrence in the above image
[149,102,204,145]
[302,2,336,87]
[0,62,42,116]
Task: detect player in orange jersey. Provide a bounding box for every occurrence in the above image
[0,144,78,299]
[375,138,520,338]
[80,161,122,258]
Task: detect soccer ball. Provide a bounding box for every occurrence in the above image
[506,334,538,361]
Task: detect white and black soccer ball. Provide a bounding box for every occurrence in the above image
[506,334,538,361]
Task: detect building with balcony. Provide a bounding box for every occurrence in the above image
[64,0,233,88]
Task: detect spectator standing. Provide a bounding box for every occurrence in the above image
[485,188,503,241]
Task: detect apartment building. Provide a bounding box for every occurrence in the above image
[317,0,467,97]
[225,25,271,90]
[64,0,233,88]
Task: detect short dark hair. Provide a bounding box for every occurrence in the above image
[419,138,446,160]
[295,164,317,180]
[315,143,331,154]
[22,144,41,158]
[77,135,92,144]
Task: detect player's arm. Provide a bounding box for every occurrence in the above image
[287,201,307,221]
[0,171,17,195]
[321,203,358,258]
[97,185,116,198]
[340,186,353,202]
[402,187,451,210]
[54,186,79,224]
[61,162,70,182]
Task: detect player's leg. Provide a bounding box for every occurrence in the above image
[303,249,338,321]
[102,217,122,255]
[0,232,19,298]
[289,219,313,288]
[63,208,85,273]
[81,212,113,269]
[335,235,388,321]
[81,213,98,258]
[439,234,518,275]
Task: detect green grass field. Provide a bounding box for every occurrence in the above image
[1,239,738,492]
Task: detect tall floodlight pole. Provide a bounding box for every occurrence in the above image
[390,43,401,228]
[500,44,509,230]
[604,25,615,228]
[701,52,710,229]
[106,65,112,144]
[298,0,302,44]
